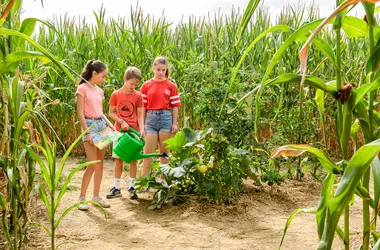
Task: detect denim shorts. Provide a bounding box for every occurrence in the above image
[83,118,106,143]
[145,110,172,134]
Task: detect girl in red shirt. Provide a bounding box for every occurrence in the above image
[140,56,181,175]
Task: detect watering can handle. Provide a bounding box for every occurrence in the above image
[119,127,144,142]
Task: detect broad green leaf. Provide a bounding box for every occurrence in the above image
[160,163,187,178]
[351,120,359,152]
[271,144,339,174]
[316,173,336,239]
[342,16,368,37]
[318,138,380,249]
[164,132,187,154]
[0,28,75,82]
[371,157,380,225]
[348,78,380,112]
[0,51,51,74]
[315,89,327,148]
[264,74,337,97]
[13,18,37,48]
[182,127,201,143]
[365,42,380,76]
[39,184,52,220]
[234,0,260,46]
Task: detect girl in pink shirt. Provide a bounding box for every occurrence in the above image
[75,60,114,211]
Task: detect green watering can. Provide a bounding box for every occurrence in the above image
[113,127,168,163]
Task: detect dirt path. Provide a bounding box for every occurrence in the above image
[28,157,362,249]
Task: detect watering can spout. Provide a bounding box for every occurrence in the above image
[135,152,169,160]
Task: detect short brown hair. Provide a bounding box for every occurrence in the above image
[124,66,141,81]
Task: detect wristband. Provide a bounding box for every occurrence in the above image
[119,119,124,124]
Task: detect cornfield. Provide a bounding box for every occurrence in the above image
[1,0,380,249]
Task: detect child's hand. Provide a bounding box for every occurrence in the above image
[172,124,179,134]
[139,128,145,138]
[121,122,130,131]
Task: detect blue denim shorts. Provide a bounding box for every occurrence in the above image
[145,110,172,134]
[83,118,106,143]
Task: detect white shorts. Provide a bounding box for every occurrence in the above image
[112,139,119,159]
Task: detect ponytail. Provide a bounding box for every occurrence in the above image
[78,60,107,84]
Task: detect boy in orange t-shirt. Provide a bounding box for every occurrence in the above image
[107,66,144,199]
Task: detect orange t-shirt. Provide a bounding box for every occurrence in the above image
[140,79,181,110]
[109,89,143,131]
[75,84,104,118]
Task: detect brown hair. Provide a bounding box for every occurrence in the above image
[153,56,170,78]
[124,66,142,81]
[78,60,107,84]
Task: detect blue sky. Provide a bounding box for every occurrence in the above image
[21,0,366,24]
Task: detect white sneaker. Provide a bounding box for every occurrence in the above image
[92,196,111,208]
[78,197,89,211]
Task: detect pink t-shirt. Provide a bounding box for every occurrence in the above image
[109,89,143,131]
[75,83,104,118]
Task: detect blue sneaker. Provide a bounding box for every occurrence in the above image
[128,187,138,199]
[106,187,121,199]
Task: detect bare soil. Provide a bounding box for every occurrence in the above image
[27,157,364,250]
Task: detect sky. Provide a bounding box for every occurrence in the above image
[21,0,366,25]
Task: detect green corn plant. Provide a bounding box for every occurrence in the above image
[13,115,105,250]
[268,0,380,249]
[0,0,76,248]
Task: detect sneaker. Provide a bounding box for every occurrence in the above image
[78,197,89,211]
[106,187,121,199]
[128,187,138,199]
[92,196,111,208]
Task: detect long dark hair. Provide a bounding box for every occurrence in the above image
[78,60,107,84]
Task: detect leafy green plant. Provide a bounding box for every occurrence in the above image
[136,127,260,208]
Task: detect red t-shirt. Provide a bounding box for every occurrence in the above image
[140,79,181,110]
[109,89,143,131]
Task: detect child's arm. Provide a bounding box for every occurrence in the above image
[102,114,115,130]
[137,106,145,136]
[109,104,129,130]
[171,107,179,133]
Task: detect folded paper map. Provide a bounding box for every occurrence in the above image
[94,127,123,150]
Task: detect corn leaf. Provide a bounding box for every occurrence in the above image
[316,173,336,239]
[279,207,316,249]
[341,16,368,37]
[0,28,75,82]
[264,74,337,97]
[271,145,338,174]
[0,51,51,74]
[318,138,380,249]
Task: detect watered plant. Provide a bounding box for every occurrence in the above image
[136,127,259,209]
